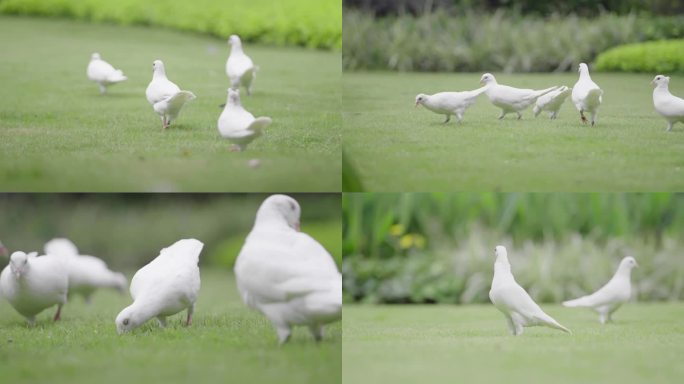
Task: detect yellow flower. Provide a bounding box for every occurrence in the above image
[390,224,405,236]
[399,234,413,249]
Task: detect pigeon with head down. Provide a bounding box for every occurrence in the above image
[533,86,572,119]
[87,53,127,94]
[145,60,196,130]
[235,195,342,344]
[489,245,571,336]
[563,256,638,324]
[651,75,684,132]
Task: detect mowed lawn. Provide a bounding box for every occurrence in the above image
[343,72,684,191]
[0,17,340,192]
[0,270,341,384]
[343,304,684,384]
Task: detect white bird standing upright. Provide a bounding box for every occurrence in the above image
[115,239,203,334]
[489,246,571,335]
[0,251,68,325]
[415,86,488,124]
[226,35,258,95]
[563,256,638,324]
[571,63,603,126]
[87,53,127,94]
[44,238,127,303]
[145,60,196,130]
[480,73,558,119]
[235,195,342,344]
[218,88,272,151]
[651,75,684,132]
[533,86,572,119]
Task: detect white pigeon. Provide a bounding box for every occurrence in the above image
[115,239,203,334]
[563,256,638,324]
[44,238,127,303]
[415,86,488,123]
[226,35,258,95]
[651,75,684,132]
[235,195,342,344]
[489,246,571,335]
[571,63,603,126]
[218,88,272,151]
[145,60,196,130]
[533,86,572,119]
[87,53,127,94]
[479,73,558,119]
[0,251,69,325]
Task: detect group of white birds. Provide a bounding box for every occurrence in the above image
[490,245,638,335]
[0,195,342,344]
[416,62,684,131]
[86,34,272,151]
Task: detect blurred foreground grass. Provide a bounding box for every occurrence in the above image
[0,270,341,384]
[343,303,684,384]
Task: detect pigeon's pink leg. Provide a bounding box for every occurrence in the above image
[185,304,194,326]
[53,304,62,322]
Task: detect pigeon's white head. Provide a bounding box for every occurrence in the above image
[256,194,301,231]
[44,238,79,257]
[578,63,590,76]
[9,251,30,278]
[228,35,242,47]
[479,73,496,85]
[619,256,638,270]
[115,305,143,334]
[228,88,241,106]
[494,245,508,259]
[651,75,670,88]
[91,53,101,61]
[415,94,428,107]
[152,60,166,76]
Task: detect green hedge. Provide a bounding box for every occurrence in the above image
[595,39,684,73]
[0,0,341,50]
[343,9,684,72]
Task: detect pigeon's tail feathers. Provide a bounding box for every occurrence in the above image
[166,91,196,109]
[533,86,560,99]
[107,70,127,83]
[562,296,593,308]
[586,88,603,107]
[247,116,272,133]
[536,312,572,334]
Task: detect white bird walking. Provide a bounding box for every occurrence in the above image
[218,88,272,151]
[145,60,196,130]
[115,239,203,334]
[571,63,603,126]
[480,73,558,119]
[415,86,487,124]
[226,35,258,95]
[0,251,68,325]
[87,53,127,94]
[651,75,684,132]
[235,195,342,344]
[533,86,572,119]
[489,246,571,335]
[563,256,638,324]
[44,238,127,303]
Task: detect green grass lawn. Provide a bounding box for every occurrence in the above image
[0,17,340,192]
[343,71,684,191]
[343,303,684,384]
[0,270,341,384]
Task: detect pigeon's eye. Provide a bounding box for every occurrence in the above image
[123,319,129,326]
[288,201,295,211]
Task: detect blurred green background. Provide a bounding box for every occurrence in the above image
[0,0,341,49]
[0,193,341,270]
[343,193,684,304]
[343,0,684,72]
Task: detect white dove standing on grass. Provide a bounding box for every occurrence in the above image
[489,246,571,335]
[235,195,342,344]
[480,73,558,119]
[533,86,572,119]
[415,86,488,124]
[87,53,127,94]
[145,60,196,130]
[563,256,638,324]
[571,63,603,126]
[0,251,68,325]
[115,239,203,334]
[44,238,127,303]
[651,75,684,132]
[226,35,258,95]
[218,88,272,151]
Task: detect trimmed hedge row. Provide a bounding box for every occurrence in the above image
[596,39,684,73]
[0,0,341,49]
